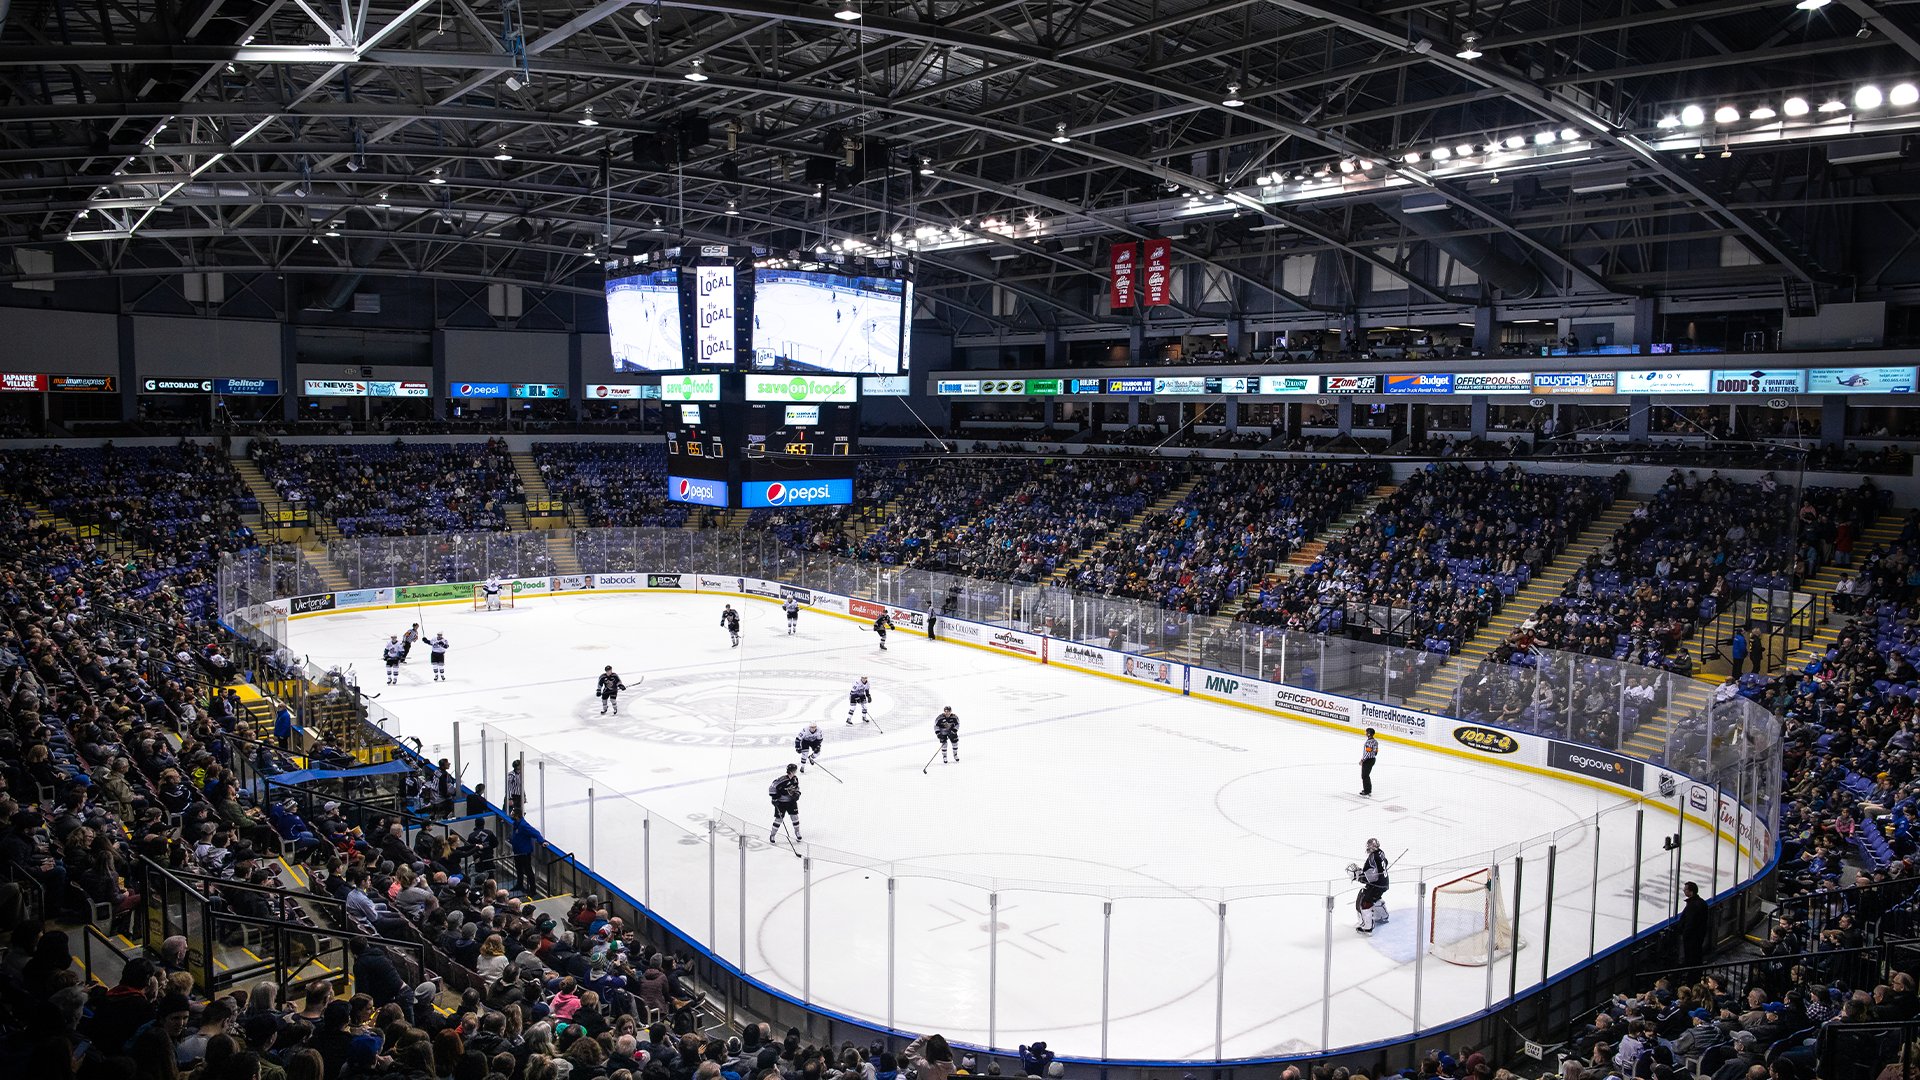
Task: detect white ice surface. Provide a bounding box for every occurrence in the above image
[289,592,1746,1061]
[752,282,900,373]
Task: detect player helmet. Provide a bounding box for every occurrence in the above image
[1366,838,1380,852]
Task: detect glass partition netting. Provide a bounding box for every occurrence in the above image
[219,531,1784,1062]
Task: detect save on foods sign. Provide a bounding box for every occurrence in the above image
[744,374,857,402]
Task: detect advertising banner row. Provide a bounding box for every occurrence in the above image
[279,573,1771,860]
[934,364,1917,398]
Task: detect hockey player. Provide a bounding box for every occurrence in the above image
[783,596,800,635]
[428,633,450,682]
[846,676,872,725]
[871,611,893,650]
[596,666,628,715]
[1349,838,1391,933]
[794,723,823,771]
[481,576,505,612]
[721,604,742,647]
[401,623,420,662]
[382,635,405,685]
[769,763,801,842]
[934,706,960,764]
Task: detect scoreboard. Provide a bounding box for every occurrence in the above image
[663,382,858,508]
[665,403,732,507]
[744,402,855,459]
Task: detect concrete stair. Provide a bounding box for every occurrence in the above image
[509,451,554,502]
[1047,475,1202,586]
[1286,482,1398,569]
[1405,498,1640,716]
[232,459,309,541]
[1772,510,1909,674]
[544,534,584,575]
[1617,510,1903,761]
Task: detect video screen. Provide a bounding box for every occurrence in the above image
[784,405,820,426]
[752,270,905,374]
[606,268,684,373]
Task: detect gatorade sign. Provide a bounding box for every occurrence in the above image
[740,478,853,507]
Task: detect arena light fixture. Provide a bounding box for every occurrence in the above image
[1050,122,1070,144]
[1893,83,1920,107]
[1504,134,1525,149]
[1795,0,1831,9]
[427,168,446,185]
[1783,96,1811,117]
[725,200,739,215]
[1559,128,1581,141]
[1454,31,1482,60]
[1338,158,1355,173]
[493,145,513,160]
[685,58,709,82]
[1680,104,1706,126]
[1222,83,1246,108]
[1430,146,1452,161]
[833,1,861,21]
[1403,150,1421,163]
[1857,84,1885,109]
[1750,105,1778,120]
[1657,114,1681,129]
[1535,130,1557,144]
[918,157,934,175]
[1713,105,1740,123]
[577,107,599,127]
[1454,143,1475,158]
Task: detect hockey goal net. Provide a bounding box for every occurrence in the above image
[473,584,514,611]
[1429,868,1521,966]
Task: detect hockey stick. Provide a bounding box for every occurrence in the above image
[867,712,885,734]
[779,818,802,858]
[920,747,942,774]
[810,760,844,784]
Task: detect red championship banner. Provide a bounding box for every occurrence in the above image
[1109,242,1139,309]
[1143,238,1172,306]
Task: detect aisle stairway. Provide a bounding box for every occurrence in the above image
[1405,498,1641,715]
[1284,482,1398,570]
[1618,510,1906,760]
[1047,475,1203,585]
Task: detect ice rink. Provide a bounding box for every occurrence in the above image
[607,281,681,373]
[289,591,1747,1060]
[753,279,902,373]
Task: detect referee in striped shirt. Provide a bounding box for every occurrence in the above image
[1359,727,1378,797]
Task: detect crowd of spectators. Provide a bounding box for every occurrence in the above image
[531,445,688,529]
[250,440,524,537]
[1240,464,1618,654]
[1516,473,1880,673]
[0,445,258,619]
[1061,462,1379,616]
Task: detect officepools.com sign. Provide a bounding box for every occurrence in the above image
[740,479,852,508]
[667,475,729,507]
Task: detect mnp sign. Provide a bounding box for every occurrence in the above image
[741,478,853,508]
[666,475,730,507]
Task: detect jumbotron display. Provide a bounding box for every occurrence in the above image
[606,267,684,373]
[752,270,907,374]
